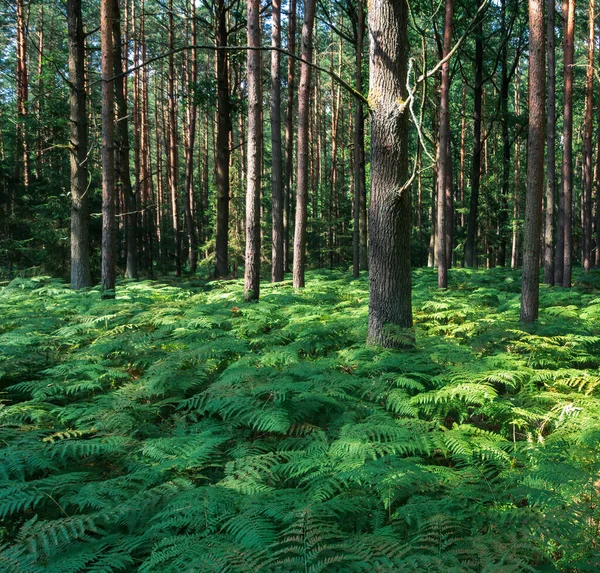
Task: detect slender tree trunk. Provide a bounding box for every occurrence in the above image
[292,0,317,288]
[559,0,575,287]
[15,0,30,189]
[167,0,181,276]
[464,0,484,267]
[460,83,466,230]
[582,0,594,272]
[101,0,116,297]
[520,0,545,323]
[271,0,284,282]
[183,0,198,274]
[367,0,412,347]
[497,0,510,267]
[283,0,297,274]
[544,0,555,283]
[244,0,262,300]
[353,0,367,277]
[113,0,138,280]
[68,0,91,289]
[214,0,231,277]
[437,0,453,288]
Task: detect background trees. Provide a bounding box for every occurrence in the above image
[2,0,600,322]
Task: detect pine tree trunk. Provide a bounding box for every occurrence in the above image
[544,0,555,283]
[520,0,545,323]
[367,0,413,348]
[101,0,116,298]
[283,0,297,274]
[15,0,30,189]
[464,0,484,268]
[582,0,594,272]
[68,0,91,289]
[244,0,262,300]
[113,0,138,280]
[292,0,317,288]
[271,0,284,282]
[437,0,453,287]
[215,0,231,277]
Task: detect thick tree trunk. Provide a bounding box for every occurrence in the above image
[244,0,262,300]
[544,0,555,283]
[464,0,484,267]
[292,0,317,288]
[520,0,545,323]
[582,0,594,272]
[367,0,412,348]
[101,0,116,297]
[68,0,91,289]
[353,0,367,277]
[113,0,138,280]
[271,0,284,282]
[437,0,454,288]
[215,0,231,277]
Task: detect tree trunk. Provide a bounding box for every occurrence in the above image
[353,0,367,277]
[292,0,317,288]
[101,0,116,297]
[215,0,231,277]
[67,0,91,289]
[367,0,412,347]
[183,0,198,274]
[270,0,284,282]
[244,0,262,300]
[544,0,555,283]
[113,0,138,280]
[464,0,484,267]
[15,0,30,189]
[437,0,453,288]
[582,0,594,272]
[520,0,545,323]
[556,0,575,287]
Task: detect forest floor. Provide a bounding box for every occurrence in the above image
[1,268,599,572]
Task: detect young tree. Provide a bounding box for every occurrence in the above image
[366,0,412,347]
[68,0,91,289]
[244,0,261,300]
[101,0,116,298]
[520,0,545,323]
[292,0,317,288]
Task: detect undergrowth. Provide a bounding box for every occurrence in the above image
[1,268,599,572]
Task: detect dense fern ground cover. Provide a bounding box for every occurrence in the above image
[1,269,600,572]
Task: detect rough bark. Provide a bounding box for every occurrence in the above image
[366,0,413,348]
[292,0,317,288]
[101,0,116,298]
[520,0,545,323]
[15,0,30,189]
[271,0,284,282]
[244,0,262,300]
[68,0,91,289]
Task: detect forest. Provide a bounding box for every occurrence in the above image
[1,0,600,571]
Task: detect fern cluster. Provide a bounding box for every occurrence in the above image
[1,269,600,571]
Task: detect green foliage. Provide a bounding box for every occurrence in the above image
[1,269,600,571]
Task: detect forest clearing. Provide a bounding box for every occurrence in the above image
[2,0,600,570]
